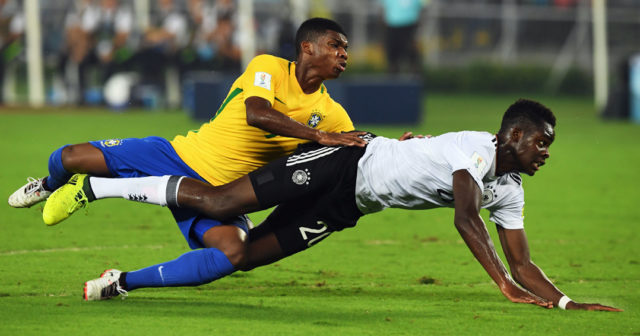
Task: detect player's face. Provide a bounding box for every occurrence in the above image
[514,122,555,176]
[313,30,349,79]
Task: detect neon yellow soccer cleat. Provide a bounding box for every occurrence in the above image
[43,174,90,225]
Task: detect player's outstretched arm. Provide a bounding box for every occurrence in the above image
[451,170,552,308]
[245,96,367,147]
[496,226,623,312]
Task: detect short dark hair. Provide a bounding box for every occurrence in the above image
[295,17,347,56]
[499,99,556,134]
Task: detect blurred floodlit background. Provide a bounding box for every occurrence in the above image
[0,0,639,121]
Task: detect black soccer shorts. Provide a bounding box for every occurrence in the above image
[248,139,371,256]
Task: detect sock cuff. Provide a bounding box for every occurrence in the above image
[83,176,96,202]
[166,175,185,207]
[120,272,129,291]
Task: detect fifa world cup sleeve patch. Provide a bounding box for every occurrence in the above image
[254,72,272,90]
[471,152,486,176]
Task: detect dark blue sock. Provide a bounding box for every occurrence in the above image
[123,248,235,291]
[45,145,72,191]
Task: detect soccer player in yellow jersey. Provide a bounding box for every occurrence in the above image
[171,52,357,186]
[9,18,372,297]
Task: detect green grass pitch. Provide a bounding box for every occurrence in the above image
[1,94,638,335]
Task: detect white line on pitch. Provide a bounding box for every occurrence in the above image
[0,244,169,256]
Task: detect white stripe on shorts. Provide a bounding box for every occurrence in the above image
[286,146,341,166]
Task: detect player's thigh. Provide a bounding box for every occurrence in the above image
[61,143,110,176]
[87,137,202,179]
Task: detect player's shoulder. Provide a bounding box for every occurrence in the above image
[249,54,289,69]
[445,131,496,156]
[458,131,495,145]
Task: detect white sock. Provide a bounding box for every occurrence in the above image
[89,175,171,206]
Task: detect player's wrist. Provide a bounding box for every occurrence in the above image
[313,129,326,142]
[557,295,573,309]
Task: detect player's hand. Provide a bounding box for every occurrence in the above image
[565,302,623,312]
[398,131,430,141]
[502,284,553,309]
[317,131,368,147]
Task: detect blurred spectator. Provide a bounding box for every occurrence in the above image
[185,0,216,71]
[62,0,134,104]
[0,0,23,104]
[379,0,426,75]
[209,9,241,72]
[92,0,134,71]
[184,0,241,73]
[137,0,188,89]
[61,0,97,104]
[553,0,578,9]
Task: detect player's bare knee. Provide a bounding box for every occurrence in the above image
[220,243,248,269]
[60,145,77,170]
[61,144,89,171]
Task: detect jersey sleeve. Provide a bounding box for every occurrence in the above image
[446,144,485,191]
[488,183,525,229]
[241,55,284,105]
[449,132,497,191]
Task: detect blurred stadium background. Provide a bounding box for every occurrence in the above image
[1,0,639,122]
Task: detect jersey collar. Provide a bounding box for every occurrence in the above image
[484,135,499,181]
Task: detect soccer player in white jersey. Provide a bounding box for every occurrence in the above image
[44,99,621,311]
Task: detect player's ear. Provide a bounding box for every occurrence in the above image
[301,40,314,55]
[510,127,523,142]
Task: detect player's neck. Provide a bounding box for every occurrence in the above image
[495,134,518,175]
[294,61,324,94]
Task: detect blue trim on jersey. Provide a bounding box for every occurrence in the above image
[88,136,248,249]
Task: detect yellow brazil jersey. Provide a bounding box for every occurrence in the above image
[170,54,355,186]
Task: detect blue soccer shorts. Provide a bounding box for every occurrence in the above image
[88,136,249,249]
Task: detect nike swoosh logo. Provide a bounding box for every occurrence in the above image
[158,266,165,284]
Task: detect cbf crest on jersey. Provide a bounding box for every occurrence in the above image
[307,109,323,128]
[100,139,123,147]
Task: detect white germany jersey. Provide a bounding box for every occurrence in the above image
[355,131,525,229]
